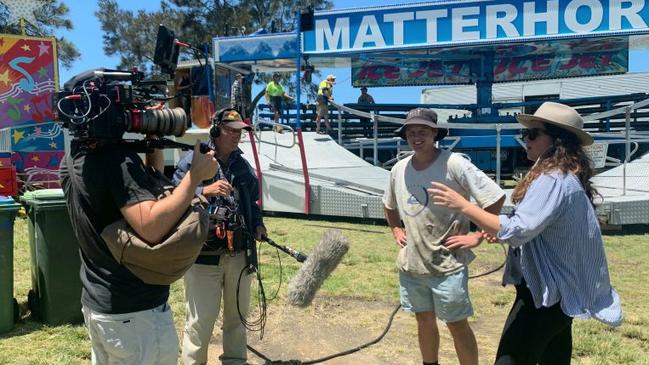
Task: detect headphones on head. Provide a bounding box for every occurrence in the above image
[210,107,238,139]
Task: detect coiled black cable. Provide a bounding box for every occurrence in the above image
[236,232,285,340]
[238,235,507,363]
[469,243,507,279]
[236,264,268,339]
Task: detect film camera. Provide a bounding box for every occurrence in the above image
[54,25,188,140]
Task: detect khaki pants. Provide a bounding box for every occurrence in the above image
[182,252,252,365]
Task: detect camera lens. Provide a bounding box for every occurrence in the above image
[130,107,187,136]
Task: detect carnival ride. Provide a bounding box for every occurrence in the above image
[198,1,649,225]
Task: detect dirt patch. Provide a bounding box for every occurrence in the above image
[205,295,506,365]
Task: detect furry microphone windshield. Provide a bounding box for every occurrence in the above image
[287,229,349,307]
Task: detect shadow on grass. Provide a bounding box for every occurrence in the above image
[0,300,83,340]
[0,318,48,339]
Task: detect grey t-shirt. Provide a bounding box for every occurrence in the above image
[383,150,504,276]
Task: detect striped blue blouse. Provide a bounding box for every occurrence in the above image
[497,172,623,327]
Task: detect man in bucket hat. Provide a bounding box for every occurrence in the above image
[383,108,505,365]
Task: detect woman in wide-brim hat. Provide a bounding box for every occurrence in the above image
[428,102,622,365]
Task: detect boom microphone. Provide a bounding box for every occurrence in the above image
[263,237,307,263]
[287,229,349,307]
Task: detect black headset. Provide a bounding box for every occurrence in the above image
[210,107,238,139]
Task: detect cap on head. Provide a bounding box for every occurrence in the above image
[215,109,252,132]
[222,109,242,122]
[326,74,336,82]
[395,108,447,141]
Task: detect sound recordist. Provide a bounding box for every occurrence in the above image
[173,108,266,365]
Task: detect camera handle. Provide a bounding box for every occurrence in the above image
[141,138,211,154]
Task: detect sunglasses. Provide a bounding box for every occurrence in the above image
[521,128,546,141]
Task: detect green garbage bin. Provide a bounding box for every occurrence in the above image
[0,196,20,334]
[21,189,83,325]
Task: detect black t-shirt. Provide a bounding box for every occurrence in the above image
[60,142,169,314]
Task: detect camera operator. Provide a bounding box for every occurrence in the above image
[60,138,217,365]
[174,109,266,365]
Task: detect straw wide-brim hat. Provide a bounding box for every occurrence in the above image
[516,102,593,146]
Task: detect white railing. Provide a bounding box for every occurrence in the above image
[332,100,649,194]
[332,101,522,185]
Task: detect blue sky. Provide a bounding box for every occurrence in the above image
[55,0,161,83]
[54,0,649,106]
[57,0,422,103]
[54,0,427,104]
[55,0,407,83]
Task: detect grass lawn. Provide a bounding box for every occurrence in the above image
[1,215,648,364]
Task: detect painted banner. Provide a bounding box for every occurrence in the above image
[10,123,65,189]
[1,34,61,188]
[214,32,297,63]
[0,34,58,128]
[493,36,628,82]
[352,36,628,87]
[493,49,627,82]
[305,0,649,54]
[352,58,473,87]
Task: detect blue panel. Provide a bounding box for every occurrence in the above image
[304,0,649,54]
[440,135,522,149]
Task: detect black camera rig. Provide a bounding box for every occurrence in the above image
[54,25,190,142]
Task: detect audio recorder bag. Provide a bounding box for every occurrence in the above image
[101,168,209,285]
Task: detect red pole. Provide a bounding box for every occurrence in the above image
[295,128,311,214]
[244,118,263,208]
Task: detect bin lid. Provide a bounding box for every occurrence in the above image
[0,195,20,211]
[22,188,64,201]
[21,189,66,208]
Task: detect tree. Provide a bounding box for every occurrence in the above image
[0,0,80,69]
[172,0,333,101]
[95,0,185,75]
[96,0,332,105]
[241,0,330,33]
[96,0,332,74]
[161,0,333,47]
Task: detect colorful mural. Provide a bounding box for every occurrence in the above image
[0,34,61,189]
[352,37,629,87]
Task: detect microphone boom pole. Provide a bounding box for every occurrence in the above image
[262,237,308,263]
